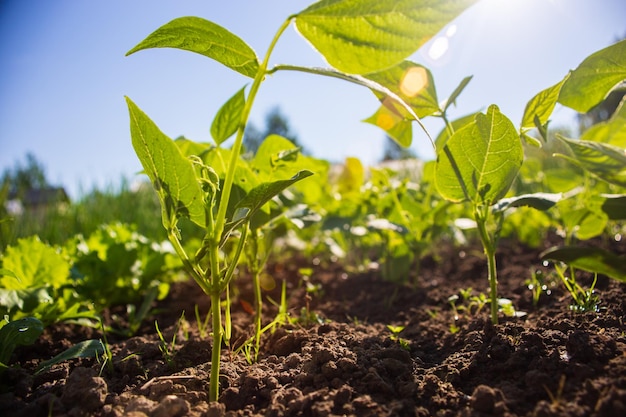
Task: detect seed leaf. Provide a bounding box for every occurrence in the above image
[211,87,246,145]
[541,246,626,282]
[435,105,523,204]
[126,17,260,78]
[126,97,205,228]
[294,0,477,74]
[558,39,626,113]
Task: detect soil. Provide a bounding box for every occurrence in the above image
[1,236,625,417]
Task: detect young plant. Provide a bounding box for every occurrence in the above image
[434,105,524,324]
[125,0,476,401]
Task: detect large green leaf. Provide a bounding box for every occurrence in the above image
[558,40,626,113]
[294,0,477,74]
[555,136,626,187]
[435,105,523,204]
[126,17,259,78]
[211,87,246,146]
[126,97,205,228]
[541,246,626,282]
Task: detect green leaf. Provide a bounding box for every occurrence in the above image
[442,75,473,113]
[294,0,477,74]
[435,105,523,204]
[211,87,246,146]
[222,170,314,240]
[557,199,608,240]
[541,246,626,282]
[252,135,300,177]
[521,75,568,129]
[493,192,562,213]
[363,103,413,147]
[598,194,626,220]
[558,39,626,113]
[0,237,70,290]
[126,97,206,228]
[365,62,440,118]
[0,317,44,366]
[580,99,626,148]
[555,136,626,187]
[126,16,260,78]
[434,112,476,149]
[233,170,314,222]
[35,339,105,375]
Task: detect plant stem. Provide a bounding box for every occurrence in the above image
[205,17,293,403]
[474,205,499,324]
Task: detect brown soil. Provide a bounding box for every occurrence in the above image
[2,237,625,417]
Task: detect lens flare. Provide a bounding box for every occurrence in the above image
[400,66,428,97]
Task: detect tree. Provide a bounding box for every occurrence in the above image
[381,136,416,161]
[243,107,303,155]
[1,152,49,198]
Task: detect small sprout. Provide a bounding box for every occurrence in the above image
[386,325,410,351]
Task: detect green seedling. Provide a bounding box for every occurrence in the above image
[126,0,476,401]
[386,324,410,351]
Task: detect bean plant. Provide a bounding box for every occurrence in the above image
[125,0,477,402]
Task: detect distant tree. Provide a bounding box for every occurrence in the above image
[1,152,49,198]
[381,136,416,161]
[243,107,304,155]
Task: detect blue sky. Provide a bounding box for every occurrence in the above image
[1,0,625,198]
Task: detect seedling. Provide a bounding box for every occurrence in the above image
[386,324,410,351]
[126,0,476,401]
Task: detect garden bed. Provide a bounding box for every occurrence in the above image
[2,236,625,417]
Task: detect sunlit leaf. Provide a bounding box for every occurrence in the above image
[558,39,626,113]
[222,170,314,239]
[365,62,440,118]
[211,87,246,145]
[541,246,626,282]
[0,237,70,290]
[580,98,626,148]
[126,17,259,78]
[336,157,365,194]
[555,136,626,187]
[434,112,476,149]
[521,75,568,129]
[435,105,523,204]
[363,103,413,147]
[294,0,477,74]
[442,75,473,113]
[126,97,205,228]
